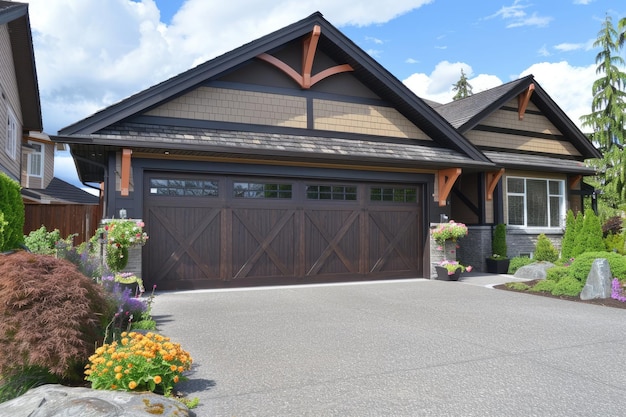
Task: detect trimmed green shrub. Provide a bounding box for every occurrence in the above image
[0,212,7,251]
[534,234,559,262]
[506,282,530,291]
[509,256,533,274]
[24,225,62,255]
[581,210,605,253]
[492,223,507,257]
[530,279,556,293]
[0,172,25,251]
[568,251,626,284]
[604,232,625,254]
[560,209,576,260]
[545,266,569,283]
[551,277,584,297]
[572,212,585,257]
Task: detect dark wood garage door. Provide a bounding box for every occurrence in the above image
[143,173,423,290]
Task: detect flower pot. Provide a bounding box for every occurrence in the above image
[435,266,462,281]
[485,258,510,274]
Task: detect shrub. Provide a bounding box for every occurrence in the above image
[505,282,530,291]
[85,331,193,395]
[534,234,559,263]
[551,277,584,297]
[560,210,576,260]
[545,266,569,283]
[0,252,111,379]
[24,225,62,255]
[568,252,626,284]
[572,212,585,257]
[0,172,25,251]
[55,240,102,279]
[604,232,625,254]
[492,224,507,258]
[508,256,533,274]
[581,210,605,253]
[0,366,57,403]
[529,279,556,293]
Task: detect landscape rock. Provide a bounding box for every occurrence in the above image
[580,258,612,301]
[513,262,555,279]
[0,384,190,417]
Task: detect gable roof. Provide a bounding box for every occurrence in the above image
[22,177,99,205]
[57,12,490,166]
[0,1,42,131]
[434,75,601,160]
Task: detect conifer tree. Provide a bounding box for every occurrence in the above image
[581,210,606,253]
[452,69,473,101]
[572,211,586,257]
[560,209,577,260]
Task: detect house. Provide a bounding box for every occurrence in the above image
[54,12,601,290]
[1,1,100,244]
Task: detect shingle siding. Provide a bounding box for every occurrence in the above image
[0,23,21,180]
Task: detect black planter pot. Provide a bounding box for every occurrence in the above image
[435,266,462,281]
[485,258,510,274]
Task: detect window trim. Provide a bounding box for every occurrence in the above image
[5,107,17,160]
[506,175,565,230]
[26,140,44,178]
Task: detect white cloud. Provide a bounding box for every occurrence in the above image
[519,61,597,131]
[405,58,419,64]
[27,0,432,134]
[365,36,384,45]
[486,0,552,28]
[402,61,502,104]
[554,39,595,52]
[538,45,550,57]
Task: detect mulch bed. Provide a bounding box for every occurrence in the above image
[493,279,626,309]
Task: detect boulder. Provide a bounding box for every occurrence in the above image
[0,384,190,417]
[580,258,612,301]
[513,262,555,279]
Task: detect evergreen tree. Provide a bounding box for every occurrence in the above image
[560,209,577,260]
[452,69,473,101]
[572,211,586,257]
[581,210,606,253]
[580,15,626,202]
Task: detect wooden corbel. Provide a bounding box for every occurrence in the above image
[120,148,132,197]
[569,174,582,190]
[257,25,353,89]
[438,168,461,207]
[518,83,535,120]
[486,168,505,201]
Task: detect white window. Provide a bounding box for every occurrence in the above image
[5,107,17,159]
[507,176,565,228]
[27,141,43,177]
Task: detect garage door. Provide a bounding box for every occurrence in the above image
[143,173,423,290]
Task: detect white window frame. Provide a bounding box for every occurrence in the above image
[5,107,17,159]
[27,140,44,178]
[506,176,565,230]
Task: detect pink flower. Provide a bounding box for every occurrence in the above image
[466,266,473,272]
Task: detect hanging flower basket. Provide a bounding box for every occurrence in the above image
[431,220,468,247]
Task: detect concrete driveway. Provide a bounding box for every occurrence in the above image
[151,277,626,416]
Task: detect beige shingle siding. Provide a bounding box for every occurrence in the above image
[466,130,582,156]
[0,24,22,180]
[146,87,307,128]
[313,99,430,140]
[43,142,54,188]
[481,100,561,135]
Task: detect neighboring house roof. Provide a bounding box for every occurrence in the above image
[434,75,602,160]
[56,11,494,183]
[22,177,99,205]
[0,0,42,131]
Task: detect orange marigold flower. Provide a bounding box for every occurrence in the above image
[173,375,179,383]
[115,373,123,380]
[154,375,162,384]
[114,365,123,373]
[129,381,137,390]
[177,366,184,373]
[106,361,113,367]
[110,384,117,390]
[121,338,129,346]
[170,365,177,372]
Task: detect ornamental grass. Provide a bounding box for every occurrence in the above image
[85,331,192,395]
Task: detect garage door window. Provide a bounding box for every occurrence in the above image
[306,185,357,200]
[233,182,292,199]
[370,187,417,203]
[149,179,218,196]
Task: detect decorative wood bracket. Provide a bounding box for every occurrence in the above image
[121,148,132,197]
[486,168,505,201]
[257,25,354,89]
[569,174,582,190]
[518,83,535,120]
[438,168,461,207]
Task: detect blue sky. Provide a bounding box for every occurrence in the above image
[22,0,626,190]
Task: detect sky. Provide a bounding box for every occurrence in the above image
[21,0,626,191]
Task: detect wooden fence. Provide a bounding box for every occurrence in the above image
[24,204,102,245]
